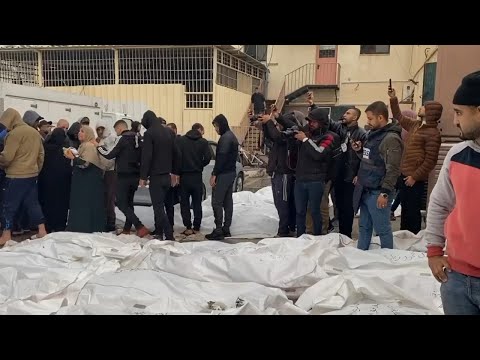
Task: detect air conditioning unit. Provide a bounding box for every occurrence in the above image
[402,83,414,103]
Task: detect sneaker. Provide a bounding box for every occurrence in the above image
[390,212,396,221]
[222,227,231,238]
[120,230,131,235]
[193,227,201,233]
[205,229,225,241]
[136,226,150,238]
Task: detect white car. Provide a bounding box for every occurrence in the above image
[133,141,244,206]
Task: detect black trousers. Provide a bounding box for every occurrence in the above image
[164,185,179,227]
[334,180,355,239]
[116,175,142,231]
[271,173,296,235]
[104,170,117,229]
[212,172,236,230]
[149,174,173,240]
[400,177,425,234]
[180,173,203,230]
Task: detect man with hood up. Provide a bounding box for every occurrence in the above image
[23,110,44,130]
[257,108,302,237]
[96,122,117,232]
[206,114,239,240]
[0,108,47,246]
[67,122,82,149]
[388,88,442,234]
[352,101,403,250]
[140,110,181,240]
[176,123,212,235]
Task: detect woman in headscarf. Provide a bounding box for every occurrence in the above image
[66,122,81,149]
[38,128,73,232]
[64,125,106,233]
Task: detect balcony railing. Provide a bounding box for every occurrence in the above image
[284,63,340,95]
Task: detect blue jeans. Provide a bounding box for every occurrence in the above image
[2,177,45,231]
[357,190,394,250]
[295,181,324,236]
[441,270,480,315]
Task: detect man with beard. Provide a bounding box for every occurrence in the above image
[425,70,480,315]
[389,87,442,234]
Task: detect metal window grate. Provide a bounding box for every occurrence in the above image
[42,49,115,87]
[0,50,39,86]
[186,92,213,109]
[252,78,261,95]
[118,47,214,96]
[216,64,237,90]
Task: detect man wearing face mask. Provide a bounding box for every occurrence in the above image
[388,88,442,234]
[425,70,480,315]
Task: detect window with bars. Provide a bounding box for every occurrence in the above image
[42,49,115,86]
[319,45,336,58]
[216,64,237,90]
[186,93,213,109]
[244,45,268,62]
[360,45,390,55]
[0,51,39,86]
[118,47,214,93]
[252,78,261,95]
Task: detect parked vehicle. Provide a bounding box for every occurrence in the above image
[133,141,244,206]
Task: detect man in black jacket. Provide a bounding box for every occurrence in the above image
[259,109,299,237]
[140,111,181,241]
[329,108,367,239]
[177,123,212,235]
[97,120,149,238]
[206,114,239,240]
[294,108,340,237]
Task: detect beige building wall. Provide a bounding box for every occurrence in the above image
[51,84,185,129]
[52,83,252,142]
[264,45,438,127]
[266,45,317,100]
[213,84,251,139]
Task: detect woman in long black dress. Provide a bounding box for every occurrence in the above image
[39,128,73,232]
[64,126,106,233]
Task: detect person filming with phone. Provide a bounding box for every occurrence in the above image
[293,107,340,237]
[258,105,304,237]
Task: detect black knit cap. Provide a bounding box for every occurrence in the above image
[306,108,329,125]
[453,70,480,106]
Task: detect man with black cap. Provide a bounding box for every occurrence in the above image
[140,110,180,240]
[293,108,340,237]
[425,70,480,315]
[206,114,239,240]
[38,120,53,139]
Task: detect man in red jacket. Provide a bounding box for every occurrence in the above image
[425,70,480,315]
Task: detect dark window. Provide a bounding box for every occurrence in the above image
[422,62,437,104]
[319,45,336,58]
[360,45,390,55]
[216,64,237,90]
[244,45,268,61]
